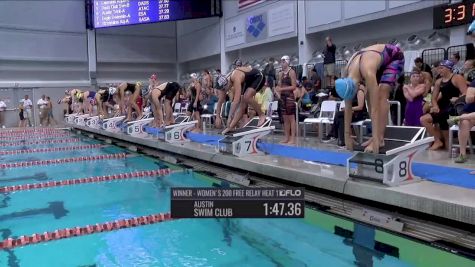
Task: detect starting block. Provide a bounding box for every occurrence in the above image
[126,118,154,138]
[348,126,434,186]
[74,114,90,126]
[85,116,101,129]
[217,117,274,157]
[65,113,79,124]
[163,116,197,143]
[102,116,126,133]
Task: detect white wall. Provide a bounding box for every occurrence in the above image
[306,0,448,34]
[95,22,177,83]
[177,17,221,63]
[0,0,88,85]
[239,38,298,64]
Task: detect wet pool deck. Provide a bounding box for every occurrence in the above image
[71,124,475,226]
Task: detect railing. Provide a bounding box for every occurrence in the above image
[421,44,467,66]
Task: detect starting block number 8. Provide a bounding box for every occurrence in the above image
[374,159,408,178]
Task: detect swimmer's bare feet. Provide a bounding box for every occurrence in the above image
[361,137,373,147]
[429,140,444,150]
[221,128,230,135]
[286,140,296,146]
[279,139,289,144]
[257,115,266,127]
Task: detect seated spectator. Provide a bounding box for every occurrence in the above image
[463,59,475,84]
[448,81,475,163]
[403,71,425,126]
[323,82,368,146]
[420,60,467,150]
[451,52,464,74]
[414,57,433,77]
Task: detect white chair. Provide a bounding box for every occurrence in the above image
[201,103,218,127]
[268,101,279,120]
[449,124,475,156]
[303,100,338,139]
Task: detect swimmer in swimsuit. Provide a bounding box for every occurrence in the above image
[117,81,143,121]
[75,90,96,115]
[187,73,203,132]
[149,81,181,127]
[336,44,405,154]
[220,59,267,135]
[95,87,118,118]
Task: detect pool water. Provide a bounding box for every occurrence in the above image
[0,130,472,267]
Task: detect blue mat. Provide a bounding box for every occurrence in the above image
[163,130,475,189]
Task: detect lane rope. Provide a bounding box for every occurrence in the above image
[0,138,81,147]
[0,153,127,169]
[0,144,105,155]
[0,212,174,249]
[0,133,71,140]
[0,169,171,193]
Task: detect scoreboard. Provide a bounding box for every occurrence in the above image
[87,0,222,29]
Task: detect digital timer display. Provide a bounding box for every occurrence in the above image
[88,0,222,29]
[170,187,305,219]
[433,0,475,29]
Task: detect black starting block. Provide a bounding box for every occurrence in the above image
[217,117,274,157]
[348,126,434,186]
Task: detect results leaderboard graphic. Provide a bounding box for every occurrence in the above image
[93,0,171,28]
[171,188,305,218]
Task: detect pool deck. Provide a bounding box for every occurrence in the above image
[70,124,475,226]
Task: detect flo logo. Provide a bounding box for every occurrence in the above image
[247,14,265,38]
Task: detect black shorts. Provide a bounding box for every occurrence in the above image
[242,73,265,95]
[430,109,450,130]
[463,103,475,114]
[19,111,24,120]
[159,82,180,101]
[187,99,203,114]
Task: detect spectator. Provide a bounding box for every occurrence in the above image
[0,98,6,128]
[323,83,368,146]
[22,95,33,127]
[323,36,336,89]
[450,52,464,74]
[414,57,432,77]
[18,100,26,127]
[46,96,56,126]
[391,75,407,125]
[214,69,221,88]
[403,71,425,126]
[256,81,273,115]
[263,57,276,88]
[309,67,319,87]
[463,59,475,84]
[203,87,218,115]
[449,80,475,163]
[37,95,48,126]
[420,60,467,150]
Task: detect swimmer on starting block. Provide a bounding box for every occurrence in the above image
[336,44,405,154]
[187,73,203,132]
[116,81,143,122]
[149,81,181,127]
[74,90,96,115]
[95,87,118,119]
[220,59,267,135]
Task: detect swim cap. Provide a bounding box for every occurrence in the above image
[467,20,475,35]
[108,87,117,95]
[149,74,157,81]
[190,73,198,79]
[75,92,82,100]
[439,59,454,70]
[216,74,228,90]
[335,78,357,100]
[233,59,242,67]
[281,55,290,64]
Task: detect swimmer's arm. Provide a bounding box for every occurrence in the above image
[403,85,413,101]
[431,79,442,108]
[422,72,432,95]
[228,76,242,122]
[194,83,201,106]
[453,74,468,95]
[216,90,226,118]
[412,84,426,98]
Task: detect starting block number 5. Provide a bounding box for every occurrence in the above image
[129,125,143,134]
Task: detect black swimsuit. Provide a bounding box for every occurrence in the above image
[235,68,265,95]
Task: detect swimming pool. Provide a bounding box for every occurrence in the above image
[0,129,472,267]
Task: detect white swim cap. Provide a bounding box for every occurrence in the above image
[190,73,198,79]
[108,87,117,95]
[281,55,290,64]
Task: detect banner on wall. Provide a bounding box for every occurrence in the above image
[245,13,268,43]
[225,19,246,47]
[268,3,295,37]
[239,0,265,10]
